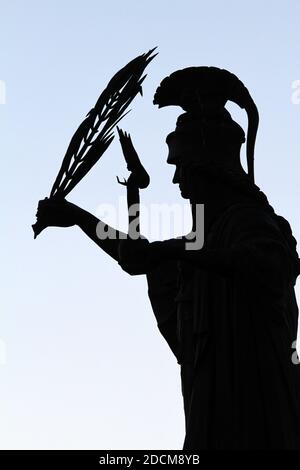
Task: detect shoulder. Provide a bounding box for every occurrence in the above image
[214,202,283,242]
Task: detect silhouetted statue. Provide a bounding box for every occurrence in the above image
[34,67,300,449]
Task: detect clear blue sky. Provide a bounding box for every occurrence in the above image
[1,0,300,450]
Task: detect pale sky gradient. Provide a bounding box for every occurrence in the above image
[1,0,300,450]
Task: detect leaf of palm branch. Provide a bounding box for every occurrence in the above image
[60,134,114,197]
[50,48,157,199]
[97,76,146,128]
[94,48,157,110]
[50,115,93,198]
[55,108,130,197]
[97,77,147,139]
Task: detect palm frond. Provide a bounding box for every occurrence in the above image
[50,47,157,198]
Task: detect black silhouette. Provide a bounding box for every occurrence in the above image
[33,65,300,450]
[32,48,157,238]
[116,126,150,239]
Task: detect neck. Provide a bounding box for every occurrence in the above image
[190,192,254,234]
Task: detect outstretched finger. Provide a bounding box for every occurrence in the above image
[117,127,128,147]
[116,126,126,143]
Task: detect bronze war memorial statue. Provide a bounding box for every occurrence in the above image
[33,56,300,450]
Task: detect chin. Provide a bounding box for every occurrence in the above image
[180,189,189,199]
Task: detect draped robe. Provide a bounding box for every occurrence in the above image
[146,202,300,449]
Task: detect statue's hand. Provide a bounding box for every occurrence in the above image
[117,127,150,189]
[32,198,81,238]
[117,127,139,168]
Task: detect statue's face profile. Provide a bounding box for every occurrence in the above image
[171,161,191,199]
[170,160,212,202]
[166,131,206,200]
[166,132,211,202]
[166,126,246,203]
[167,131,191,199]
[170,160,240,205]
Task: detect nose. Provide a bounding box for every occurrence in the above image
[172,166,180,184]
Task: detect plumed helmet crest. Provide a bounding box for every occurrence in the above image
[154,67,259,183]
